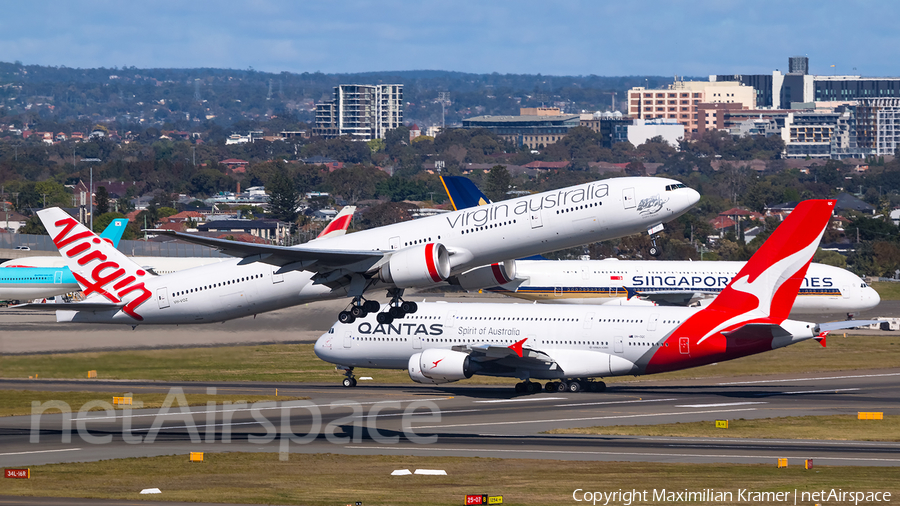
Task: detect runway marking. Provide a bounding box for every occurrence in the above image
[554,398,677,408]
[414,408,760,429]
[474,397,567,404]
[718,372,900,385]
[676,402,767,408]
[357,409,481,419]
[0,448,81,457]
[775,388,860,395]
[638,437,900,447]
[343,446,900,463]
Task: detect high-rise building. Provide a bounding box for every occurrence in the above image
[789,56,809,75]
[857,98,900,155]
[314,84,403,140]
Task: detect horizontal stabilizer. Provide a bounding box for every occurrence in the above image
[817,320,881,332]
[722,323,793,340]
[12,302,124,311]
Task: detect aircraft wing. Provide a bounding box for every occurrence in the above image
[145,230,384,271]
[460,338,554,364]
[625,287,713,306]
[12,302,124,311]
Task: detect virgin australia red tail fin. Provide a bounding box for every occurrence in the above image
[677,200,835,346]
[36,208,153,321]
[313,206,356,241]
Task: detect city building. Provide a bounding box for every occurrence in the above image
[579,111,633,148]
[627,79,756,133]
[856,98,900,155]
[715,56,900,109]
[462,108,581,149]
[625,118,685,148]
[314,84,403,141]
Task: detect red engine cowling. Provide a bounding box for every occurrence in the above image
[448,260,517,291]
[379,243,451,288]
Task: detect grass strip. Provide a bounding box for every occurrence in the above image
[548,414,900,441]
[1,334,898,384]
[0,453,897,505]
[0,390,308,417]
[871,281,900,301]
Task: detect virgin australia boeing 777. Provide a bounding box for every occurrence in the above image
[18,177,698,325]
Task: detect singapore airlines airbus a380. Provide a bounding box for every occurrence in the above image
[316,200,875,390]
[18,177,699,326]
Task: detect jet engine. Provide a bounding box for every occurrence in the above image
[379,243,451,288]
[448,260,517,291]
[407,348,474,384]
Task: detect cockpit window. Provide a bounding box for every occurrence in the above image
[665,183,688,191]
[861,283,868,288]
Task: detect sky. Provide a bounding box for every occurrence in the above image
[2,0,898,77]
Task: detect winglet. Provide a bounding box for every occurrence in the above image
[814,331,829,348]
[508,338,527,358]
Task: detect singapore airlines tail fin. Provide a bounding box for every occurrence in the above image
[36,208,153,320]
[674,200,835,345]
[440,175,491,211]
[314,206,356,241]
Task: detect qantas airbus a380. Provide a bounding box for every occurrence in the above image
[316,200,876,390]
[17,177,699,325]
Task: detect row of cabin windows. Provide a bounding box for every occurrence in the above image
[404,236,440,247]
[556,202,602,214]
[461,220,516,235]
[173,273,264,297]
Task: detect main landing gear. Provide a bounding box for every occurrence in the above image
[337,290,419,325]
[375,289,418,325]
[338,297,381,324]
[514,379,607,394]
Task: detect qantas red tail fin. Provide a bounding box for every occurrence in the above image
[678,200,835,344]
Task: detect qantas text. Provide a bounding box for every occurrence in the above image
[445,183,608,229]
[357,322,443,336]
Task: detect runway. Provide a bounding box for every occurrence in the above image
[2,369,899,467]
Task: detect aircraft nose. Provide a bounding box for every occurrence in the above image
[684,187,701,208]
[314,332,336,363]
[865,286,881,310]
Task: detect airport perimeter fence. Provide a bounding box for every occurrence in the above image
[1,233,227,258]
